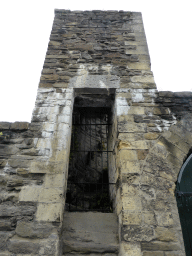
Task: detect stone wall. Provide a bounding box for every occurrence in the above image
[116,90,192,256]
[0,9,192,256]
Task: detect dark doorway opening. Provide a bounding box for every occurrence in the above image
[66,106,114,212]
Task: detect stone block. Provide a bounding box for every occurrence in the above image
[19,185,42,202]
[20,148,39,156]
[16,221,55,239]
[122,225,154,242]
[137,149,149,160]
[127,62,150,70]
[166,153,183,170]
[164,252,185,256]
[122,196,142,211]
[6,177,23,188]
[8,158,30,168]
[122,211,142,225]
[67,43,94,51]
[121,184,139,197]
[8,236,41,254]
[118,122,146,133]
[143,252,164,256]
[127,106,146,115]
[144,132,159,140]
[118,149,138,163]
[143,211,157,225]
[140,172,174,191]
[153,107,170,115]
[121,160,141,174]
[120,242,142,256]
[16,168,29,175]
[130,75,155,83]
[38,188,63,203]
[36,203,63,222]
[62,212,119,254]
[0,205,36,217]
[44,173,65,188]
[0,122,10,130]
[10,122,29,130]
[0,252,12,256]
[155,227,177,242]
[122,173,140,185]
[0,145,19,157]
[53,82,68,88]
[49,41,61,46]
[118,140,148,150]
[0,232,10,251]
[30,160,67,174]
[163,131,191,154]
[114,189,122,215]
[125,45,148,55]
[118,132,144,142]
[40,74,59,81]
[0,219,14,231]
[141,241,180,251]
[158,137,185,162]
[155,211,174,227]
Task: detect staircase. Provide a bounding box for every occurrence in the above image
[62,212,119,255]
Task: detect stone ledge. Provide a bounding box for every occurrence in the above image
[10,122,29,130]
[0,122,29,131]
[159,91,192,98]
[0,122,10,130]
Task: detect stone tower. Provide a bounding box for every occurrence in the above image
[0,9,192,256]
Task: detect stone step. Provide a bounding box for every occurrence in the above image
[63,254,117,256]
[62,212,119,255]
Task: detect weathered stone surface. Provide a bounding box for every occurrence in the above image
[118,149,138,163]
[143,252,164,256]
[144,132,159,140]
[10,122,29,130]
[62,212,119,254]
[1,9,191,256]
[0,252,12,256]
[0,205,36,217]
[164,252,185,256]
[141,242,180,251]
[16,221,55,238]
[155,227,177,242]
[0,122,10,130]
[8,236,41,254]
[122,211,142,225]
[120,241,142,256]
[0,219,14,231]
[36,203,63,222]
[64,254,117,256]
[0,232,11,251]
[122,226,154,242]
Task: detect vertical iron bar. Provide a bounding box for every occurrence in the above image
[76,184,77,211]
[69,183,71,212]
[89,183,91,211]
[100,111,104,212]
[83,184,85,210]
[90,111,91,168]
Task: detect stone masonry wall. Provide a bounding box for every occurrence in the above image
[0,9,192,256]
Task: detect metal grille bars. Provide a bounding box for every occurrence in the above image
[66,107,114,212]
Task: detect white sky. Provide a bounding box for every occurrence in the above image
[0,0,192,122]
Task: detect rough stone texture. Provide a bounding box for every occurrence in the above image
[0,9,192,256]
[62,212,119,254]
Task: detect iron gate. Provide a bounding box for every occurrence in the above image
[66,107,115,212]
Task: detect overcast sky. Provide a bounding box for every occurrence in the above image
[0,0,191,122]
